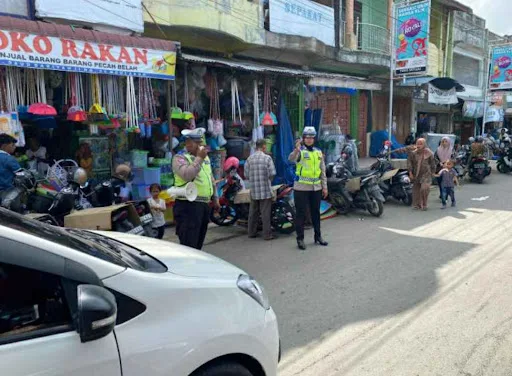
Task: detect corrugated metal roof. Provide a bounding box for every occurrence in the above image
[0,16,179,51]
[181,53,382,91]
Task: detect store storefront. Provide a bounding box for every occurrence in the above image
[0,16,179,205]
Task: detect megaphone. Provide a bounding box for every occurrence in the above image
[166,182,198,202]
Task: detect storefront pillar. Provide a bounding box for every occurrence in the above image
[345,0,355,49]
[350,92,359,139]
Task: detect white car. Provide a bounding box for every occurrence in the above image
[0,208,279,376]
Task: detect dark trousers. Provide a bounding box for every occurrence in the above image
[173,200,210,250]
[437,176,443,198]
[441,187,455,206]
[248,198,272,238]
[294,190,322,241]
[155,225,165,239]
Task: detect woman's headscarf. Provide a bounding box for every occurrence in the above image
[436,136,453,163]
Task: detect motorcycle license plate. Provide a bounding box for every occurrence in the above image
[127,225,145,235]
[474,163,485,169]
[140,213,153,224]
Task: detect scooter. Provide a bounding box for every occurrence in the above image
[370,145,412,206]
[80,174,156,237]
[327,155,385,217]
[496,143,512,174]
[468,155,491,183]
[210,173,296,234]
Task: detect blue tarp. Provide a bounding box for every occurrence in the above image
[274,97,296,185]
[370,130,407,159]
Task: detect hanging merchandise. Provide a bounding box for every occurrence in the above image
[125,76,140,134]
[169,79,184,120]
[260,77,278,126]
[138,78,158,138]
[207,73,224,138]
[183,64,196,129]
[231,78,244,128]
[65,73,87,121]
[2,67,26,146]
[88,75,109,122]
[252,80,264,154]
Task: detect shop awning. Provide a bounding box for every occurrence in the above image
[0,16,180,80]
[181,53,382,91]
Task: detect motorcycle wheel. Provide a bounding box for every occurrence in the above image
[210,204,237,226]
[272,201,295,234]
[497,162,508,174]
[330,192,349,215]
[367,197,384,217]
[402,189,413,206]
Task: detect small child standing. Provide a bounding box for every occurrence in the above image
[439,160,459,209]
[147,184,167,239]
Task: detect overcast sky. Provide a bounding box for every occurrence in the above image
[458,0,509,35]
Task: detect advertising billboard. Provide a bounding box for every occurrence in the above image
[394,1,430,75]
[489,45,512,90]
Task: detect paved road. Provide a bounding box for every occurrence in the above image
[204,170,512,376]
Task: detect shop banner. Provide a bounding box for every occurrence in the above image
[428,84,458,105]
[394,1,430,75]
[489,46,512,90]
[485,107,504,123]
[35,0,143,33]
[269,0,335,47]
[0,29,176,80]
[462,100,484,118]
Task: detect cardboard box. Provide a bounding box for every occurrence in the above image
[64,203,143,234]
[234,185,282,204]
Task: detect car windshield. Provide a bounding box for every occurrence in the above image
[0,209,166,272]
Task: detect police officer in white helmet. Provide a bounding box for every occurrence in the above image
[288,126,328,250]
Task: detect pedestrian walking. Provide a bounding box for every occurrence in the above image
[435,136,453,199]
[407,138,436,211]
[438,160,459,209]
[147,183,167,239]
[245,139,277,240]
[289,126,328,250]
[172,128,220,249]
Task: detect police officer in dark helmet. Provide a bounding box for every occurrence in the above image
[171,128,220,250]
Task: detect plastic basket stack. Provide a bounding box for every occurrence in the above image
[151,158,173,189]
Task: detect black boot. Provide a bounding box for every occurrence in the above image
[314,236,328,246]
[297,239,306,250]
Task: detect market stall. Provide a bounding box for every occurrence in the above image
[0,17,180,220]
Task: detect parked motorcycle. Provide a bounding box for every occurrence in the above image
[326,156,385,217]
[496,140,512,173]
[370,145,412,205]
[210,158,295,234]
[77,166,156,237]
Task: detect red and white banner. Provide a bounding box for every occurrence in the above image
[0,29,176,80]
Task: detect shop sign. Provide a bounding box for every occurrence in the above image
[462,100,484,118]
[489,45,512,90]
[394,0,430,75]
[35,0,143,33]
[428,84,458,105]
[269,0,335,47]
[0,30,176,80]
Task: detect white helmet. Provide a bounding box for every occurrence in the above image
[469,137,475,143]
[302,126,317,137]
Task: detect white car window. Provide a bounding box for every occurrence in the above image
[0,262,73,344]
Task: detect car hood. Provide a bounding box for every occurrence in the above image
[94,231,244,279]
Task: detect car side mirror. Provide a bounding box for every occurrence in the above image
[77,285,117,343]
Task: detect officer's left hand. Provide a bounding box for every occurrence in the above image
[212,198,221,212]
[322,188,328,199]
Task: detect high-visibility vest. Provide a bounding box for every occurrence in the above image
[295,148,322,185]
[173,153,213,202]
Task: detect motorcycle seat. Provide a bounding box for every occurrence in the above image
[351,169,378,177]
